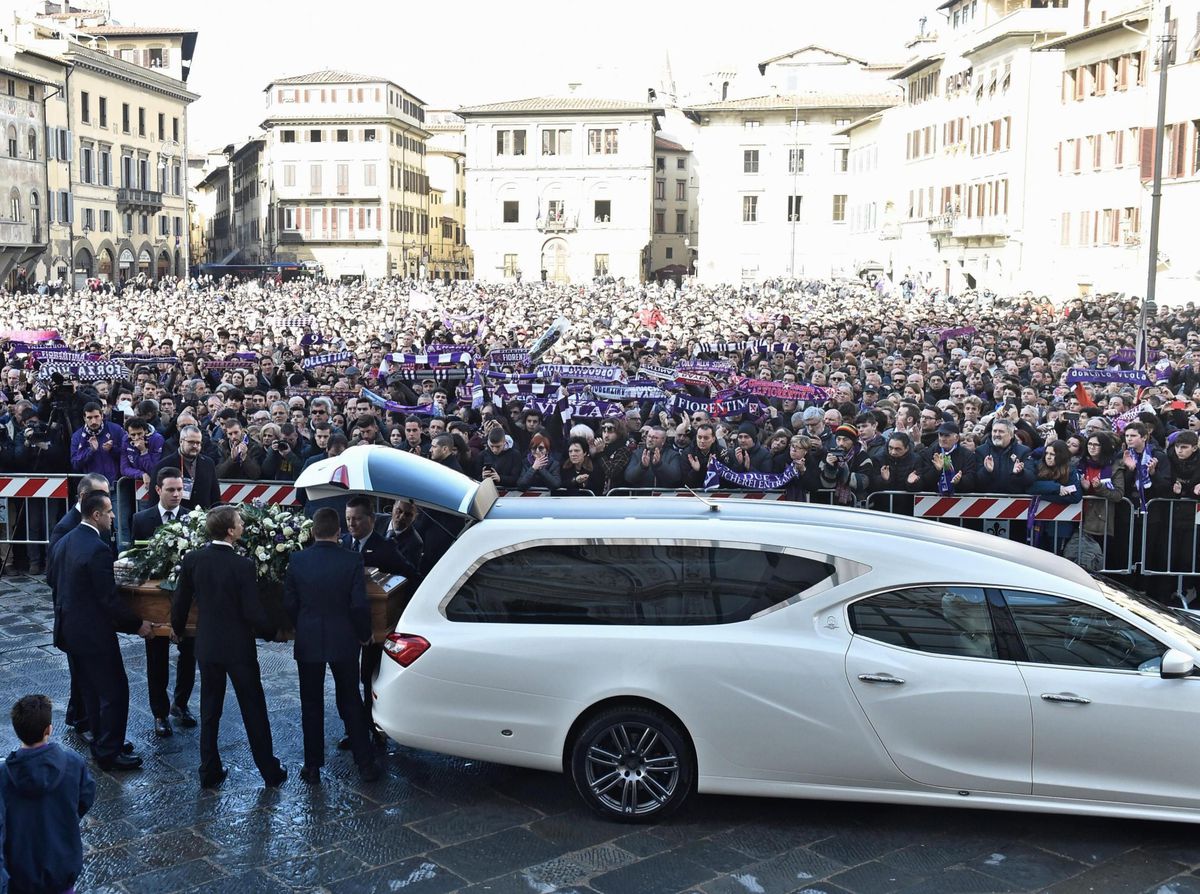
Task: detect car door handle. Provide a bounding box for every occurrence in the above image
[1040,692,1091,705]
[858,673,906,685]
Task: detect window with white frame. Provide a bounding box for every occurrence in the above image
[742,194,758,222]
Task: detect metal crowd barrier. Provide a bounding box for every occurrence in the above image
[865,491,1137,574]
[1140,498,1200,598]
[0,475,90,570]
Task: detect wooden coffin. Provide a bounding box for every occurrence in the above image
[121,568,411,643]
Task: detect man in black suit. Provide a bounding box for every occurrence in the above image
[48,492,153,771]
[285,508,381,784]
[172,505,286,789]
[341,494,415,748]
[131,467,198,737]
[154,424,220,512]
[47,472,111,735]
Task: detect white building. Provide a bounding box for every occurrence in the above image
[687,47,901,284]
[1155,0,1200,304]
[458,96,661,283]
[262,70,430,280]
[838,110,906,281]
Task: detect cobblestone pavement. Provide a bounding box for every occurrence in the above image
[2,574,1200,894]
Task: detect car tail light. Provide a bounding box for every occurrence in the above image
[384,633,430,667]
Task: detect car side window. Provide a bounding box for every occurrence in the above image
[848,587,997,659]
[1002,590,1164,671]
[445,543,836,625]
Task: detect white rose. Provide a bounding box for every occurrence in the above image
[282,527,294,537]
[176,538,188,549]
[275,543,287,553]
[256,548,269,560]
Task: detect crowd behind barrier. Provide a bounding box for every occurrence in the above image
[2,274,1200,600]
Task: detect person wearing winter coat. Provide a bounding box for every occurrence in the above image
[560,438,605,494]
[517,433,562,490]
[818,424,875,505]
[782,435,826,502]
[1027,439,1083,552]
[1077,431,1127,540]
[0,695,95,894]
[976,419,1036,493]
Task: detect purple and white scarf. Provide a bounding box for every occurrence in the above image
[302,351,354,370]
[703,458,797,490]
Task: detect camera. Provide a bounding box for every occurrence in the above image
[25,422,51,446]
[827,446,847,462]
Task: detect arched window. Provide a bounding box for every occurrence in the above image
[9,188,22,222]
[6,125,16,158]
[27,128,36,161]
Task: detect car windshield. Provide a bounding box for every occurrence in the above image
[1097,578,1200,654]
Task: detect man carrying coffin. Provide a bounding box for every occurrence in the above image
[286,507,382,783]
[173,506,286,789]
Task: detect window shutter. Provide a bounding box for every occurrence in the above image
[1074,138,1082,172]
[1117,55,1128,89]
[66,192,73,225]
[1057,142,1063,172]
[1140,127,1156,180]
[1096,61,1106,95]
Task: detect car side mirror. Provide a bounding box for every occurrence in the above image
[1161,648,1197,680]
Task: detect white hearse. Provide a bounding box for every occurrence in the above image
[297,446,1200,823]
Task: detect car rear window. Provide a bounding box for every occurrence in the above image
[445,543,836,625]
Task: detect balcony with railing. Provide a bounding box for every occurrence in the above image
[117,187,164,211]
[928,213,958,234]
[536,211,578,233]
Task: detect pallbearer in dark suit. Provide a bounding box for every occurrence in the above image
[341,495,418,748]
[173,506,287,789]
[131,467,198,736]
[47,472,111,736]
[48,492,153,771]
[286,508,382,784]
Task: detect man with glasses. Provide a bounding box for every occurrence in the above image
[154,425,221,511]
[918,407,942,448]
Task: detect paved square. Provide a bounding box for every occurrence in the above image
[2,573,1199,893]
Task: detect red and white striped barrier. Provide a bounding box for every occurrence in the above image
[134,480,299,506]
[913,495,1081,522]
[0,476,70,499]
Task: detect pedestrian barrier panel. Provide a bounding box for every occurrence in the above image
[912,494,1081,522]
[0,474,88,551]
[132,478,299,506]
[1140,498,1200,598]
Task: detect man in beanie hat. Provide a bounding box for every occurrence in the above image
[724,421,772,474]
[818,423,875,505]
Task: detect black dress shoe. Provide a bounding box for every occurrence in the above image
[371,727,387,748]
[68,720,90,735]
[99,753,143,771]
[299,766,321,784]
[170,704,197,728]
[357,760,383,782]
[336,735,352,751]
[154,717,173,738]
[264,767,288,788]
[122,741,135,754]
[200,768,228,788]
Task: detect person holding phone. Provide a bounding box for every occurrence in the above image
[215,420,263,480]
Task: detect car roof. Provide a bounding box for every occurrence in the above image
[485,496,1100,591]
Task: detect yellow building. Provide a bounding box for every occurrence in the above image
[11,10,198,286]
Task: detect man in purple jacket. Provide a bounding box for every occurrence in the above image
[119,417,163,499]
[68,402,125,484]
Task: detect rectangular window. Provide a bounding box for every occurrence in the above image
[656,156,665,172]
[138,107,145,137]
[588,128,602,154]
[503,253,519,277]
[743,149,759,173]
[676,157,685,169]
[280,129,296,143]
[541,128,573,155]
[364,163,375,186]
[787,195,802,222]
[157,112,165,141]
[654,211,665,233]
[336,163,349,195]
[603,128,618,154]
[503,200,519,223]
[675,210,686,233]
[80,144,94,184]
[336,128,349,142]
[655,179,665,200]
[100,209,111,232]
[309,164,322,194]
[364,128,376,142]
[675,179,686,200]
[594,199,611,222]
[99,148,111,186]
[173,117,179,142]
[80,91,90,123]
[742,194,758,222]
[788,148,805,173]
[834,147,849,172]
[99,97,107,128]
[121,102,130,133]
[832,194,847,222]
[83,207,94,231]
[594,254,609,277]
[309,129,322,142]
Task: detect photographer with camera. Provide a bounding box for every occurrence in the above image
[818,424,876,506]
[11,406,71,574]
[261,423,305,482]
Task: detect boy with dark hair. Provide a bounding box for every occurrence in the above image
[0,695,95,894]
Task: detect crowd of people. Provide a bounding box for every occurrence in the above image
[0,274,1197,583]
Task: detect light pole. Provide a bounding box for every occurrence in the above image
[1138,3,1174,366]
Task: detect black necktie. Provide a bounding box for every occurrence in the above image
[164,510,174,523]
[353,539,362,552]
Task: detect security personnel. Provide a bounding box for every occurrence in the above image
[285,507,382,784]
[173,505,286,789]
[48,492,152,771]
[131,467,198,736]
